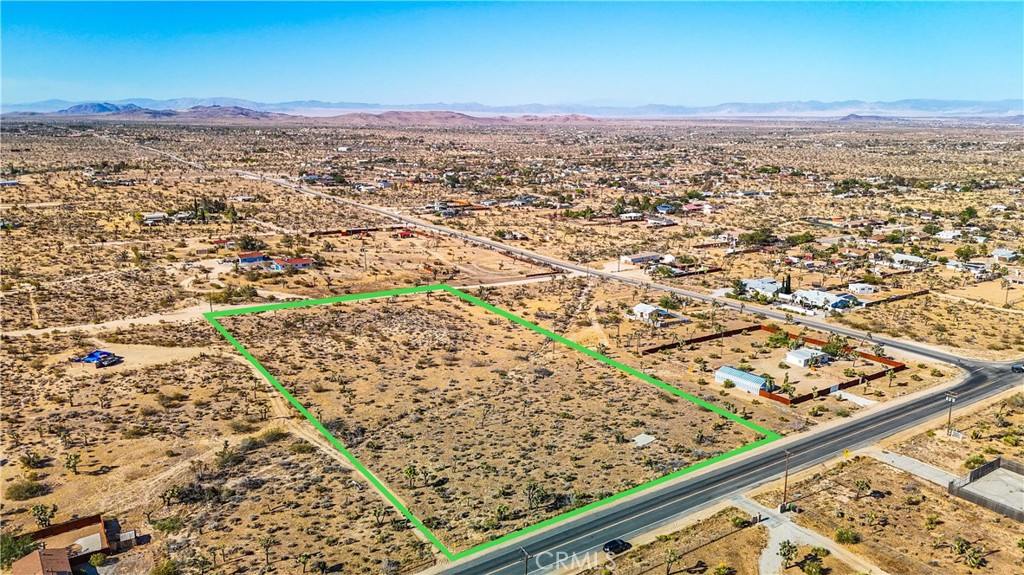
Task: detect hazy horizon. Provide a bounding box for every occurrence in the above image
[3,2,1022,105]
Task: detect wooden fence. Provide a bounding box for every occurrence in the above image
[641,324,907,406]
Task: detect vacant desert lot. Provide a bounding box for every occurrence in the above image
[217,289,764,551]
[578,507,768,575]
[896,392,1024,474]
[832,294,1024,361]
[753,457,1024,575]
[0,331,431,574]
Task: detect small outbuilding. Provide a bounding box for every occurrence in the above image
[714,366,770,395]
[786,348,830,368]
[620,252,661,266]
[141,212,168,225]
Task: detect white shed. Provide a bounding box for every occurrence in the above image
[786,348,830,368]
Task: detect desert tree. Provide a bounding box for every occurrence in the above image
[30,504,57,528]
[403,464,419,488]
[62,453,81,475]
[189,553,211,575]
[372,504,390,527]
[256,534,279,567]
[160,486,180,508]
[853,478,871,500]
[524,481,549,510]
[665,549,679,575]
[777,539,798,568]
[495,504,509,522]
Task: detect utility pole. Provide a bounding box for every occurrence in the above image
[945,391,958,434]
[780,450,792,512]
[519,547,530,575]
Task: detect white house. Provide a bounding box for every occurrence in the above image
[628,303,688,327]
[619,212,645,222]
[629,303,659,323]
[790,289,859,310]
[646,217,676,228]
[786,348,830,368]
[935,230,962,242]
[890,253,928,270]
[742,278,783,298]
[847,283,877,295]
[992,248,1019,262]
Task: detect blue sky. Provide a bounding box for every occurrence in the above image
[2,1,1022,105]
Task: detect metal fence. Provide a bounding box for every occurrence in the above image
[947,457,1024,523]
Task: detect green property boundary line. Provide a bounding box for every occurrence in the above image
[203,283,781,562]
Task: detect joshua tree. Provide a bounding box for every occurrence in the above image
[256,534,279,567]
[189,553,211,575]
[160,486,179,508]
[295,552,312,574]
[410,540,431,559]
[62,452,81,474]
[19,451,44,469]
[665,549,679,575]
[403,464,419,488]
[854,478,872,500]
[30,504,57,528]
[495,504,510,522]
[372,504,390,527]
[418,466,434,487]
[524,481,549,510]
[777,539,798,568]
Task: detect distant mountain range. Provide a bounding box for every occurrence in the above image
[4,97,1022,118]
[5,104,608,126]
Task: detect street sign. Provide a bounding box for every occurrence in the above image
[843,449,850,458]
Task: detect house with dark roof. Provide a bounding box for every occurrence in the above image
[11,550,73,575]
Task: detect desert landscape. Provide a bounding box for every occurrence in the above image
[1,109,1021,575]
